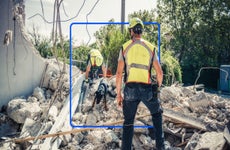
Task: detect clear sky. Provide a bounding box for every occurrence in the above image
[25,0,157,45]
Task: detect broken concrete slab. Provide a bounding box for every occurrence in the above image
[85,113,97,125]
[103,130,119,143]
[27,96,38,103]
[7,98,42,124]
[163,108,207,131]
[87,130,105,144]
[160,85,184,102]
[48,105,58,122]
[33,87,46,102]
[194,132,226,150]
[20,118,42,139]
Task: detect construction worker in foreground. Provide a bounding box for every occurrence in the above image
[116,18,165,150]
[85,49,106,85]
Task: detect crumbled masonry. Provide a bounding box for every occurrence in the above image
[0,69,230,149]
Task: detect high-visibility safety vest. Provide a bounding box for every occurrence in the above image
[89,49,103,67]
[122,39,154,84]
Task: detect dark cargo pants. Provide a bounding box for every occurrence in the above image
[121,83,164,150]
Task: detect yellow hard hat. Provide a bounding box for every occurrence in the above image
[90,49,103,66]
[128,17,144,29]
[95,55,103,66]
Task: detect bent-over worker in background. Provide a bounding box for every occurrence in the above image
[116,18,165,150]
[85,49,106,85]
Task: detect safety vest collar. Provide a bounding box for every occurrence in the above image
[122,39,154,84]
[123,39,154,57]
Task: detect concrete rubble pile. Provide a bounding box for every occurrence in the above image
[63,80,230,150]
[0,75,230,150]
[0,59,81,149]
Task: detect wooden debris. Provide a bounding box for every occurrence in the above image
[163,108,207,131]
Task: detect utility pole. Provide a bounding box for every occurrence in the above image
[121,0,125,33]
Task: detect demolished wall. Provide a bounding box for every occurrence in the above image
[0,0,46,108]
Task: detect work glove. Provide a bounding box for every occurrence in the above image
[83,79,89,89]
[84,79,89,83]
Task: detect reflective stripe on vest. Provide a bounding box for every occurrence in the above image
[123,39,154,84]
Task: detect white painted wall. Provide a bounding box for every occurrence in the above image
[0,0,46,108]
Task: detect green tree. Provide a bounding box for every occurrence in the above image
[161,50,182,85]
[157,0,230,86]
[94,19,129,74]
[71,45,91,71]
[28,25,52,58]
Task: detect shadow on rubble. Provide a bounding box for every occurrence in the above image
[0,106,20,140]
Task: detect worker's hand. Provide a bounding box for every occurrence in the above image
[158,82,162,88]
[84,79,89,83]
[116,94,123,107]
